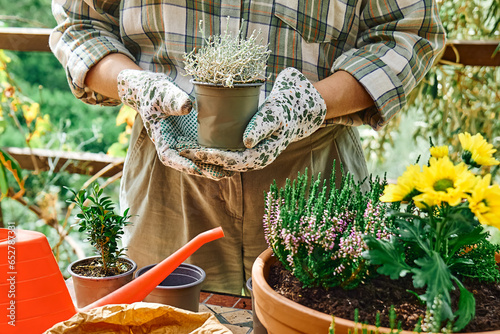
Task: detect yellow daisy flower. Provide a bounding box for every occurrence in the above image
[429,145,449,159]
[380,164,421,202]
[458,132,500,167]
[468,174,500,229]
[414,156,476,207]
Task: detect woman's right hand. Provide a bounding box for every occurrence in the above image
[117,69,193,117]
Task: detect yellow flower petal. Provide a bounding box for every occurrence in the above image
[22,102,40,127]
[458,132,499,167]
[380,164,421,202]
[116,105,137,127]
[414,156,476,207]
[468,174,500,229]
[430,145,449,159]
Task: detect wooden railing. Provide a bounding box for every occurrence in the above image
[0,27,499,176]
[0,27,125,177]
[4,147,124,178]
[0,27,53,52]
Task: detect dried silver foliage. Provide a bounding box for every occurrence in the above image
[183,19,271,87]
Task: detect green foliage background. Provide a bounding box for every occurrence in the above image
[0,0,126,270]
[0,0,125,153]
[362,0,500,180]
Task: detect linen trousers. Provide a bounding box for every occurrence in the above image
[120,117,369,295]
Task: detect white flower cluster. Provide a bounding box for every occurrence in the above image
[183,19,271,87]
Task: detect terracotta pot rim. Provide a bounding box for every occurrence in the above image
[68,256,137,281]
[253,248,332,320]
[252,248,500,334]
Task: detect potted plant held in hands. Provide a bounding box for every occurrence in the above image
[66,183,137,308]
[184,19,271,150]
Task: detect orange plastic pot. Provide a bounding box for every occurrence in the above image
[0,228,75,334]
[252,248,500,334]
[0,226,224,334]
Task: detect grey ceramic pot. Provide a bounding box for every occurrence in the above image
[247,277,268,334]
[193,80,264,150]
[68,256,137,308]
[134,263,206,312]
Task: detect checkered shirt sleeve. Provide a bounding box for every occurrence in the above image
[328,0,446,129]
[50,0,445,128]
[49,0,133,105]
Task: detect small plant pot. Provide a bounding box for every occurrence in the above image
[246,277,268,334]
[134,263,206,312]
[68,256,137,309]
[192,80,264,150]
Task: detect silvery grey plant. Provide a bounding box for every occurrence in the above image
[183,19,271,87]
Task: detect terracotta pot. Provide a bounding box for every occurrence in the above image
[246,277,268,334]
[252,248,500,334]
[68,256,137,308]
[193,80,263,150]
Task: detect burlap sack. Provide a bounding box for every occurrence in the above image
[44,302,232,334]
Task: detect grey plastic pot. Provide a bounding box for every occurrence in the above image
[68,256,137,308]
[134,263,206,312]
[192,80,264,150]
[246,277,268,334]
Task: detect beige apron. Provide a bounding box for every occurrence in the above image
[120,118,368,295]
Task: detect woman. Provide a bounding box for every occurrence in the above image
[50,0,445,294]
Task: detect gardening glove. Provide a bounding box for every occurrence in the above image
[117,69,232,179]
[179,67,327,172]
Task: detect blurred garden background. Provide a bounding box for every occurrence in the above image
[0,0,499,275]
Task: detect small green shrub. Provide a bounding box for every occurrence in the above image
[66,183,132,276]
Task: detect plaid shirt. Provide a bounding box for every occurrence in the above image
[50,0,445,129]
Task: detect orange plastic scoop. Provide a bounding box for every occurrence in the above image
[0,226,224,334]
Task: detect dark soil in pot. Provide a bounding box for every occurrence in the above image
[268,261,500,332]
[71,257,133,277]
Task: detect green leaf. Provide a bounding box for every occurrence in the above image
[448,225,485,257]
[107,142,128,158]
[0,164,8,196]
[396,217,432,254]
[0,118,7,134]
[363,235,411,279]
[413,252,454,320]
[430,72,438,99]
[0,148,23,183]
[0,50,12,63]
[452,277,476,332]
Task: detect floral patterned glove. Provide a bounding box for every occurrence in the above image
[179,67,327,172]
[117,69,232,179]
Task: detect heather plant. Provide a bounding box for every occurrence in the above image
[183,19,270,87]
[364,132,500,332]
[263,165,399,289]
